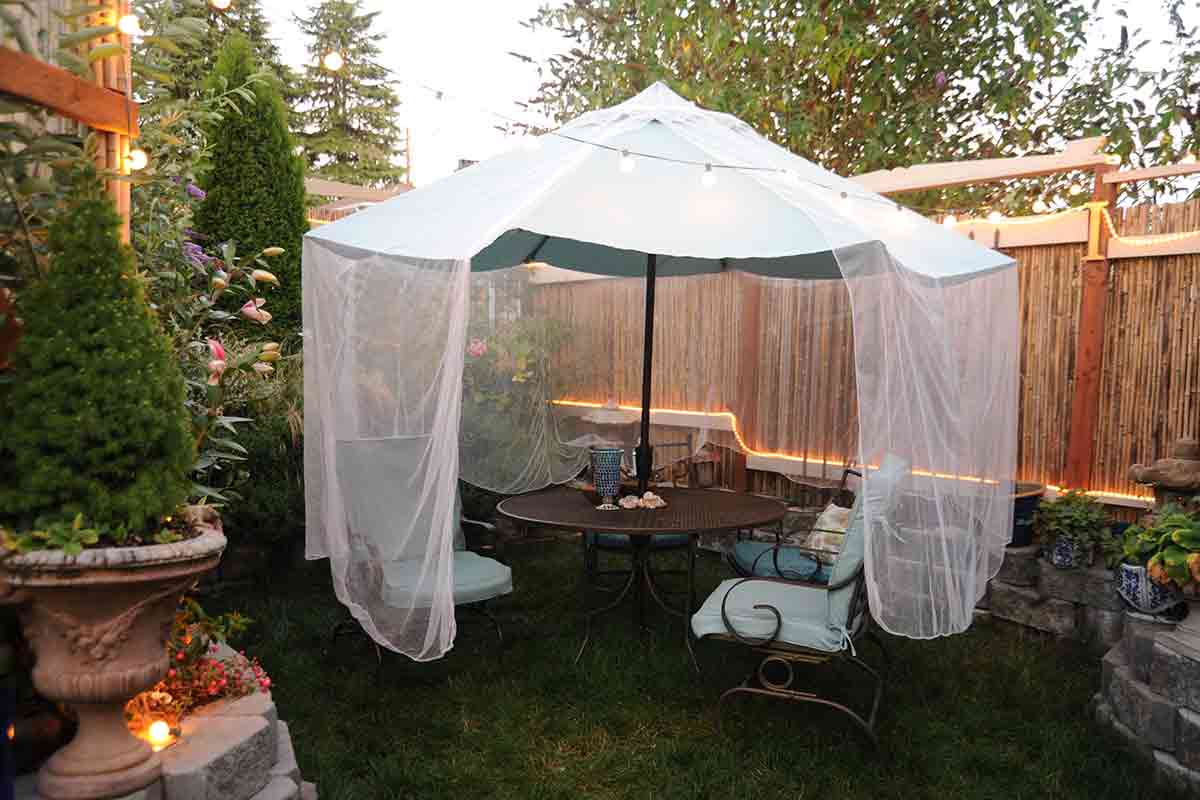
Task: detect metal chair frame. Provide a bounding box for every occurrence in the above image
[699,533,887,748]
[326,517,508,666]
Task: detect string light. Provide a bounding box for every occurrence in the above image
[701,163,716,188]
[1031,199,1049,214]
[321,51,344,71]
[942,214,957,227]
[1101,208,1200,247]
[838,191,849,204]
[1104,154,1122,166]
[126,148,148,171]
[986,210,1003,223]
[1182,153,1197,165]
[1069,182,1085,196]
[209,0,232,8]
[116,14,143,36]
[619,149,635,174]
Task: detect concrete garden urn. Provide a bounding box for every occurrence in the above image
[0,507,226,800]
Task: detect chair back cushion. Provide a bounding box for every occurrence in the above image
[826,454,909,629]
[336,436,465,564]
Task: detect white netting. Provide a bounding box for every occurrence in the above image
[303,82,1018,659]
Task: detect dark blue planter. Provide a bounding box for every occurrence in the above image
[1050,535,1077,569]
[1009,483,1044,548]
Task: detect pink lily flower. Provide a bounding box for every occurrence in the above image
[467,338,488,358]
[206,339,227,386]
[240,298,272,325]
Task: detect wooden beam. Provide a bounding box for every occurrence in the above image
[1064,165,1118,490]
[0,47,138,137]
[1104,162,1200,184]
[851,137,1110,195]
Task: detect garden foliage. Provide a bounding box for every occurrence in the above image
[0,172,193,534]
[195,34,308,332]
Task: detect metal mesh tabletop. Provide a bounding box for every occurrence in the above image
[497,487,787,535]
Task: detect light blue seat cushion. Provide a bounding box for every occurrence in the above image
[585,531,691,551]
[690,578,847,652]
[731,540,831,582]
[382,550,512,608]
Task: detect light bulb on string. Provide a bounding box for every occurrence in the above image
[209,0,232,9]
[1032,199,1049,214]
[322,51,345,72]
[1069,182,1085,196]
[838,191,849,205]
[117,14,143,36]
[942,214,958,227]
[126,148,148,171]
[1182,153,1197,165]
[987,210,1003,223]
[701,163,716,188]
[619,150,635,174]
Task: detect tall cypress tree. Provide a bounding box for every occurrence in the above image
[291,0,406,187]
[194,35,308,332]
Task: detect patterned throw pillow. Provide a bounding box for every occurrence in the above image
[808,501,851,564]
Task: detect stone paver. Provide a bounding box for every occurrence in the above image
[1107,661,1177,751]
[271,721,301,786]
[988,582,1076,636]
[163,715,273,800]
[251,777,299,800]
[1150,641,1200,712]
[996,545,1039,586]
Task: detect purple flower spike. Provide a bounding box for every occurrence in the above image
[934,71,948,90]
[186,182,207,200]
[183,241,213,268]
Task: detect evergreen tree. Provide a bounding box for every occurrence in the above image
[291,0,405,187]
[139,0,298,106]
[0,171,193,534]
[194,35,308,332]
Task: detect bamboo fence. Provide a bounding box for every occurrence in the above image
[534,196,1200,504]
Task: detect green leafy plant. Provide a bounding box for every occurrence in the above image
[0,169,194,537]
[1034,490,1111,567]
[1122,505,1200,591]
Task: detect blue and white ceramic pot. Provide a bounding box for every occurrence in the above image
[589,446,623,510]
[1050,536,1077,569]
[1118,563,1181,614]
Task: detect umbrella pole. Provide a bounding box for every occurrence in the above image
[635,253,657,494]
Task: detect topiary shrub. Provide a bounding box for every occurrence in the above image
[0,171,193,535]
[194,34,308,332]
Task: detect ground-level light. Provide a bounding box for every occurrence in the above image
[126,148,148,171]
[322,51,345,71]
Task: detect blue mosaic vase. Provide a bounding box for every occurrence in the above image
[1118,563,1181,614]
[589,446,624,509]
[1050,536,1077,569]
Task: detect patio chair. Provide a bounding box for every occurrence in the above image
[727,467,862,580]
[691,456,908,746]
[329,437,513,662]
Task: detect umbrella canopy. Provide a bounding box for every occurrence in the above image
[310,82,1009,278]
[304,82,1019,661]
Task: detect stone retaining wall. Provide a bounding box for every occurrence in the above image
[983,545,1125,648]
[1093,611,1200,794]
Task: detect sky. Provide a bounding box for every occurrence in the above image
[260,0,564,186]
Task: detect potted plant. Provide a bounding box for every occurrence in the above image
[1108,510,1187,613]
[1035,490,1110,569]
[0,173,227,799]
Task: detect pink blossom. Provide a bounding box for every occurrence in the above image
[240,298,272,325]
[206,339,227,386]
[467,338,488,358]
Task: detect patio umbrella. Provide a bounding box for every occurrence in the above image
[302,82,1020,661]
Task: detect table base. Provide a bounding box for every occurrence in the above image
[574,534,700,672]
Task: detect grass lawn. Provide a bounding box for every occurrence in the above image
[212,537,1180,800]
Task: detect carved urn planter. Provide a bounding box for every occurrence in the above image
[1,508,225,800]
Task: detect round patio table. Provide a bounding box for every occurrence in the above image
[497,487,787,667]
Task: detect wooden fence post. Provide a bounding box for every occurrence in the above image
[1064,165,1118,489]
[732,273,761,491]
